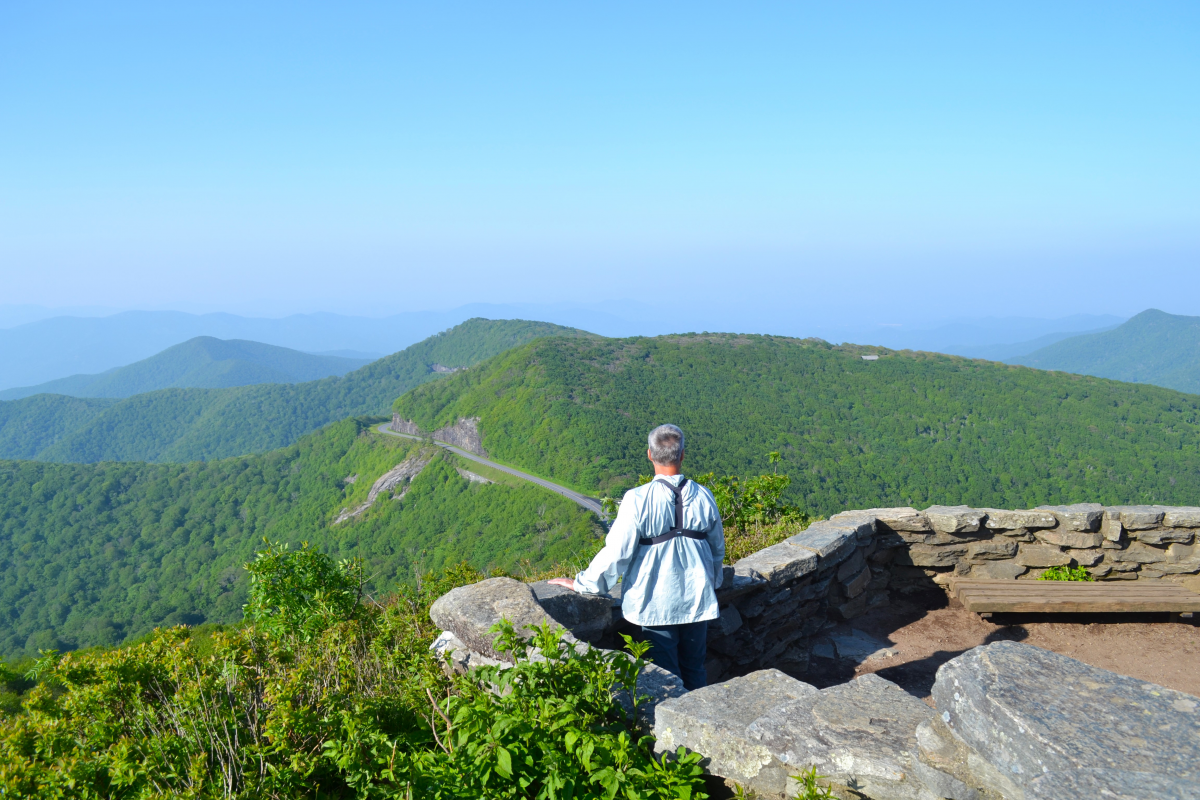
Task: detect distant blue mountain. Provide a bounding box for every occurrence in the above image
[0,337,372,400]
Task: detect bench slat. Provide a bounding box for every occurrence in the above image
[947,578,1200,614]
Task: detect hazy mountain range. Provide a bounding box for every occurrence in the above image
[0,303,1126,392]
[1010,309,1200,394]
[0,337,372,401]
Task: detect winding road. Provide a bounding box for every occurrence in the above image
[375,423,606,518]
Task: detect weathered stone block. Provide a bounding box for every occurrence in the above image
[785,523,857,563]
[925,505,985,533]
[1066,548,1103,567]
[968,562,1027,580]
[1035,529,1104,549]
[1036,503,1103,531]
[1100,514,1124,542]
[966,540,1017,561]
[822,514,878,543]
[980,508,1058,530]
[1136,527,1196,545]
[654,669,819,797]
[898,543,968,567]
[843,566,872,599]
[836,550,866,582]
[914,715,1019,800]
[1163,507,1200,528]
[1112,542,1170,564]
[999,526,1035,542]
[932,642,1200,790]
[429,577,565,661]
[749,674,935,800]
[1015,544,1071,567]
[835,507,930,532]
[529,580,614,642]
[1108,505,1166,530]
[734,542,818,587]
[709,604,743,638]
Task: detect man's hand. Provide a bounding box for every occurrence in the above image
[547,577,575,591]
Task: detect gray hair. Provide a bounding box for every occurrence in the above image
[648,424,685,465]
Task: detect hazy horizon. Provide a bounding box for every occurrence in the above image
[2,3,1198,323]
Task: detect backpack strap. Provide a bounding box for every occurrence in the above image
[638,477,711,545]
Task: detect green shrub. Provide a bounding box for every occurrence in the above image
[1039,564,1094,581]
[0,544,708,799]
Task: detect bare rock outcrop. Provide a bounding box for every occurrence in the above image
[333,452,431,524]
[391,414,488,457]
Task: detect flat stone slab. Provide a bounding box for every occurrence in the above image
[1026,769,1200,800]
[925,505,985,534]
[826,628,899,664]
[785,523,858,562]
[735,542,819,586]
[749,673,936,800]
[980,508,1058,530]
[834,507,930,532]
[932,641,1200,790]
[429,576,565,661]
[655,669,819,796]
[1036,503,1103,531]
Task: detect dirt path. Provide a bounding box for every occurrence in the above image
[802,591,1200,699]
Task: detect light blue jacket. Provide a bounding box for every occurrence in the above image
[574,474,725,626]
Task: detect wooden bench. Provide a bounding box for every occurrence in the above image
[947,579,1200,620]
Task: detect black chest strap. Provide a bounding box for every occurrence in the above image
[639,477,710,546]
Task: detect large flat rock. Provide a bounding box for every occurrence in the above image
[654,669,819,796]
[429,576,563,662]
[750,674,936,800]
[656,670,934,800]
[932,641,1200,790]
[1026,769,1200,800]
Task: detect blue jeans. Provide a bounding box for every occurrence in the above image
[642,620,707,691]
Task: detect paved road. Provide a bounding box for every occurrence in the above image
[376,423,606,518]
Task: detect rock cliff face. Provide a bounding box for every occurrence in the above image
[333,451,431,524]
[391,414,488,457]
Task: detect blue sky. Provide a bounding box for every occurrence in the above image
[1,2,1197,324]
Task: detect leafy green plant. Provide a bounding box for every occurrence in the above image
[243,540,366,641]
[791,767,836,799]
[1039,564,1094,581]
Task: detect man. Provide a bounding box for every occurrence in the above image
[548,424,724,690]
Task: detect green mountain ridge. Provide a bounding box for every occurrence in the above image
[0,417,602,659]
[0,336,373,401]
[0,319,588,463]
[394,333,1200,514]
[1009,309,1200,394]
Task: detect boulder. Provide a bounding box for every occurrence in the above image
[429,576,565,662]
[529,580,615,642]
[925,506,985,534]
[980,509,1058,530]
[749,673,935,800]
[932,642,1200,791]
[1036,503,1103,531]
[654,669,820,797]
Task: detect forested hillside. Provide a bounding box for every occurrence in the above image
[1010,308,1200,394]
[394,333,1200,512]
[0,417,601,659]
[0,318,587,463]
[0,336,371,401]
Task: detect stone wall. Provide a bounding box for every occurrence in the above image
[426,502,1200,796]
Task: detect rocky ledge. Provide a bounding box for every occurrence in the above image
[652,640,1200,799]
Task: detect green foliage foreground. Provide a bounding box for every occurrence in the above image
[0,546,707,800]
